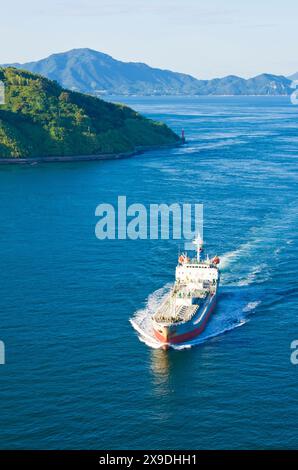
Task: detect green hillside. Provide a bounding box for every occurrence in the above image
[0,67,180,159]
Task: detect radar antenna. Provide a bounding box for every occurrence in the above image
[193,235,204,262]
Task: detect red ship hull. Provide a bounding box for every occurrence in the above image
[153,294,217,347]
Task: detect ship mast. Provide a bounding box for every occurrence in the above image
[193,236,204,262]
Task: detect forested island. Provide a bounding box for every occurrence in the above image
[0,67,180,162]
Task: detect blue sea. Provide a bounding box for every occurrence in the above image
[0,96,297,449]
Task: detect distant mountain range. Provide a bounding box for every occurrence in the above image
[2,48,294,96]
[288,72,298,81]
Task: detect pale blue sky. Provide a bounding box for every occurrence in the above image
[1,0,298,78]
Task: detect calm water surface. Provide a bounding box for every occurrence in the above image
[0,96,297,449]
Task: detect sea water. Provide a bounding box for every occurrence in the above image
[0,96,297,449]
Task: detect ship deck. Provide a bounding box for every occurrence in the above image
[153,297,201,324]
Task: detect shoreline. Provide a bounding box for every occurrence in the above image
[0,143,181,165]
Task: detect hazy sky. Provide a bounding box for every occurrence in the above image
[1,0,298,78]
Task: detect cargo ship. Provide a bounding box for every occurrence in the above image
[151,238,220,349]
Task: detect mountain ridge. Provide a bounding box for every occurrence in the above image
[2,48,293,96]
[288,72,298,81]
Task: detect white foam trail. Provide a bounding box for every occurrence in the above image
[219,239,258,270]
[129,318,159,346]
[243,301,261,313]
[130,284,172,349]
[220,204,297,287]
[220,237,271,287]
[236,263,268,287]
